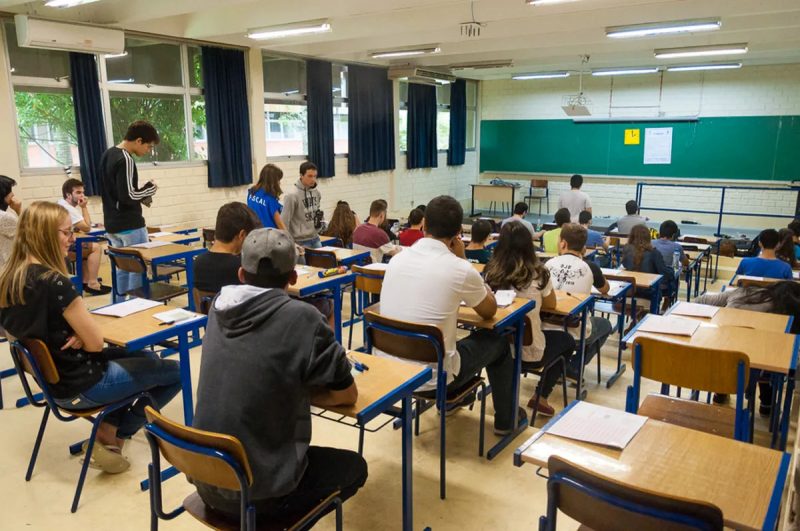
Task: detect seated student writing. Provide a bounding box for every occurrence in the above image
[622,224,674,308]
[465,218,493,264]
[352,199,402,263]
[193,227,367,521]
[542,208,571,254]
[193,202,261,294]
[484,221,575,417]
[696,282,800,414]
[615,200,649,235]
[0,201,181,474]
[735,228,793,280]
[776,228,798,270]
[380,195,524,434]
[544,224,613,382]
[322,200,358,247]
[788,220,800,261]
[398,207,424,247]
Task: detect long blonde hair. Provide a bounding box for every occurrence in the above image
[0,201,70,307]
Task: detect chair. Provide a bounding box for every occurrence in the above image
[192,288,217,315]
[519,316,568,425]
[348,265,385,349]
[735,277,775,289]
[304,248,339,269]
[202,228,216,249]
[9,339,154,512]
[626,336,750,441]
[364,310,487,500]
[524,179,549,216]
[539,455,724,531]
[144,406,343,531]
[107,247,188,303]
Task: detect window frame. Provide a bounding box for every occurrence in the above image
[466,79,478,152]
[263,52,309,161]
[332,63,348,158]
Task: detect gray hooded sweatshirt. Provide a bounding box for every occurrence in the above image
[282,178,322,242]
[193,284,352,508]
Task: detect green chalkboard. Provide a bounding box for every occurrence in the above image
[479,116,800,181]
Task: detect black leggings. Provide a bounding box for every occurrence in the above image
[523,330,576,399]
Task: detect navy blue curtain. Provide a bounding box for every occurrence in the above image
[201,46,253,188]
[407,83,438,169]
[447,79,467,166]
[348,64,395,175]
[306,59,335,177]
[69,52,106,196]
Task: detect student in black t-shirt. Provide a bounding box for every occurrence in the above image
[0,201,181,475]
[193,202,261,294]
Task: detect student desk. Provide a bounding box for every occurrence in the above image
[680,234,722,282]
[148,230,201,245]
[92,304,206,426]
[601,268,663,315]
[470,183,516,216]
[541,291,594,400]
[513,401,790,531]
[457,297,536,459]
[664,301,793,333]
[72,228,107,296]
[591,280,633,388]
[114,243,208,311]
[319,236,340,247]
[321,352,431,531]
[472,262,485,274]
[288,266,355,344]
[318,246,370,266]
[461,234,499,250]
[623,317,799,450]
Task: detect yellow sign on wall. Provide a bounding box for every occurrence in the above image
[624,129,640,145]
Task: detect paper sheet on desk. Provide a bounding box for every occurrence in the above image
[548,401,647,450]
[318,246,340,252]
[91,298,162,317]
[131,240,172,249]
[636,315,700,336]
[495,290,515,308]
[152,308,201,324]
[148,231,175,238]
[671,302,720,318]
[593,280,624,295]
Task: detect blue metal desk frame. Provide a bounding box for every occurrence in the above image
[592,282,633,388]
[72,229,107,295]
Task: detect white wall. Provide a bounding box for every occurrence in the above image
[479,64,800,231]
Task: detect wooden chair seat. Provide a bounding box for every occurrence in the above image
[638,394,735,439]
[183,491,340,531]
[127,283,188,302]
[154,264,186,278]
[415,375,484,404]
[59,406,105,418]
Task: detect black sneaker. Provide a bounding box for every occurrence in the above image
[493,407,528,436]
[712,393,729,404]
[759,403,772,417]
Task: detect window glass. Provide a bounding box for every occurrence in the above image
[188,46,203,88]
[437,110,450,151]
[109,92,187,162]
[332,64,347,99]
[333,102,348,154]
[191,95,207,160]
[265,102,307,157]
[263,55,306,96]
[466,110,476,150]
[14,87,79,168]
[398,109,407,152]
[106,37,182,86]
[4,22,71,79]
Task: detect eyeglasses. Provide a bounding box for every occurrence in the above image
[58,228,75,238]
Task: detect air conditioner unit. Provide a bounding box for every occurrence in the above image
[388,66,456,84]
[14,15,124,55]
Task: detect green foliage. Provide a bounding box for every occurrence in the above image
[110,94,188,162]
[14,90,78,166]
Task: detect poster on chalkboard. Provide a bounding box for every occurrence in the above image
[644,127,673,164]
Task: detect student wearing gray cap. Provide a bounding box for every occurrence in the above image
[192,227,367,521]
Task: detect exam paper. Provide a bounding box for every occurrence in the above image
[494,290,516,308]
[548,401,647,450]
[637,315,700,336]
[152,308,200,324]
[91,298,162,318]
[671,302,720,319]
[130,240,172,249]
[318,246,340,252]
[148,231,175,238]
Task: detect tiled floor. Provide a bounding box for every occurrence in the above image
[0,276,792,530]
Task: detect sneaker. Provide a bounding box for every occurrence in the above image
[493,407,528,436]
[759,403,772,417]
[712,393,729,404]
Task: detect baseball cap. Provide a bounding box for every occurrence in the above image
[241,228,296,275]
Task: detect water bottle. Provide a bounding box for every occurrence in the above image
[537,218,541,231]
[672,250,681,276]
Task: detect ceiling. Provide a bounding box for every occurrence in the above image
[2,0,800,79]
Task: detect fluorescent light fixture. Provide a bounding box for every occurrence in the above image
[104,51,128,59]
[526,0,578,5]
[655,43,748,59]
[592,67,659,76]
[607,18,720,39]
[370,46,440,59]
[512,71,570,80]
[247,18,331,40]
[108,78,134,83]
[667,62,742,72]
[283,89,300,95]
[450,60,514,70]
[45,0,100,6]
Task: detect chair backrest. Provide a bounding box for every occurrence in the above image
[522,315,533,347]
[147,226,161,234]
[530,179,548,189]
[144,406,253,491]
[192,288,217,315]
[107,247,148,274]
[631,336,749,395]
[351,264,385,295]
[364,310,444,364]
[544,455,724,531]
[304,248,339,269]
[735,277,774,289]
[202,228,215,248]
[14,339,60,384]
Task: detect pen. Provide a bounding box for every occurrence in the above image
[159,320,174,326]
[348,355,369,371]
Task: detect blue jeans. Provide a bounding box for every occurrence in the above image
[106,227,148,302]
[56,348,181,439]
[297,236,322,265]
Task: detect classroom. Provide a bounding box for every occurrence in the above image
[0,0,799,530]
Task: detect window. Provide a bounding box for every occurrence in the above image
[102,37,204,163]
[398,81,408,152]
[466,80,477,150]
[5,22,79,169]
[263,54,307,157]
[436,84,450,152]
[332,64,348,155]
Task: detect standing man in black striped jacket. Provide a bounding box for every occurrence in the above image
[100,120,159,302]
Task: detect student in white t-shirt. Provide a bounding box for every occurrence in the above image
[57,178,110,295]
[558,174,592,223]
[380,195,523,435]
[484,220,575,418]
[545,223,613,381]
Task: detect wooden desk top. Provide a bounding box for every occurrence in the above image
[601,268,662,288]
[626,320,796,374]
[471,262,485,274]
[150,232,199,244]
[668,302,791,333]
[288,266,352,296]
[592,280,631,299]
[457,297,534,330]
[119,243,197,261]
[516,416,786,531]
[679,241,711,252]
[93,304,203,347]
[318,246,370,263]
[322,352,429,420]
[546,290,593,316]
